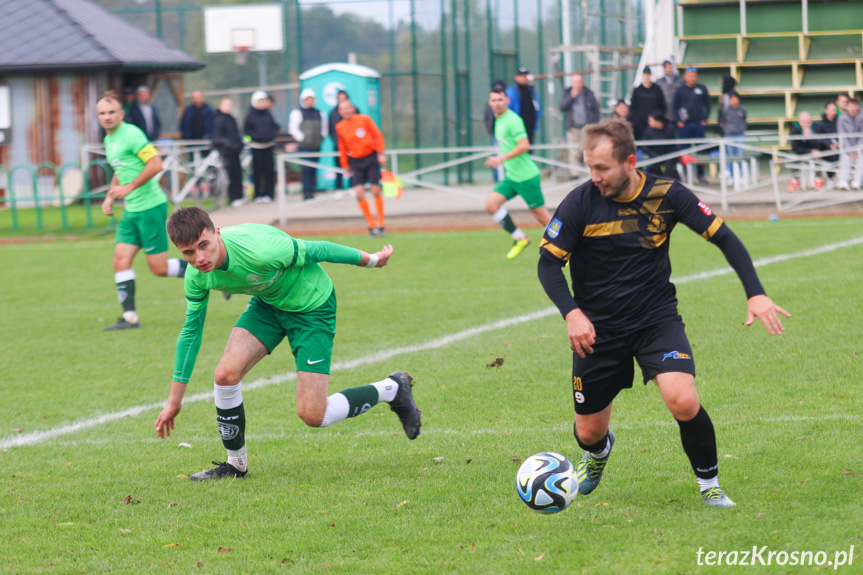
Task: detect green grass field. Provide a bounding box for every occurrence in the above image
[1,218,862,574]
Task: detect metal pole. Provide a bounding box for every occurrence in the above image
[802,0,808,34]
[258,53,267,88]
[155,0,162,38]
[284,1,291,83]
[561,0,571,74]
[514,0,520,60]
[441,0,449,185]
[739,0,746,36]
[295,0,303,76]
[451,0,461,181]
[487,0,494,86]
[411,0,420,171]
[390,0,398,147]
[537,0,544,145]
[464,0,473,181]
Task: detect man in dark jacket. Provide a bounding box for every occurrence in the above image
[289,89,328,200]
[673,67,711,183]
[179,91,213,141]
[212,97,245,206]
[506,67,542,144]
[243,91,280,203]
[559,73,600,178]
[126,86,161,142]
[628,68,666,140]
[657,60,683,130]
[642,112,680,180]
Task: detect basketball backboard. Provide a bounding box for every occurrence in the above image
[203,3,285,54]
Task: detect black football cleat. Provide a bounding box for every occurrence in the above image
[189,461,248,481]
[104,317,140,331]
[388,371,422,440]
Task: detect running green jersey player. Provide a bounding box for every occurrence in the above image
[484,87,551,259]
[97,91,187,331]
[155,207,422,481]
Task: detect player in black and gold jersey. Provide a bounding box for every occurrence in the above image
[538,119,790,508]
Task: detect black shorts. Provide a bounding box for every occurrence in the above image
[571,318,695,415]
[348,154,381,186]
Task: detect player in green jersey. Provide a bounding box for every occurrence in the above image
[484,87,552,259]
[154,207,421,480]
[97,91,188,331]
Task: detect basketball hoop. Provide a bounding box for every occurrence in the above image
[234,46,251,66]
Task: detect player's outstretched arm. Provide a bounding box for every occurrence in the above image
[155,381,188,438]
[744,294,791,335]
[358,244,394,268]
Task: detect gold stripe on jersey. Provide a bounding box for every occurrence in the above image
[540,239,571,261]
[137,144,159,163]
[700,217,724,239]
[639,233,669,249]
[583,218,640,237]
[647,180,673,197]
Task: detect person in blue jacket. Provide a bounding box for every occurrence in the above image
[507,67,542,144]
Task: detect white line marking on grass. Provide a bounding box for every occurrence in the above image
[4,235,863,450]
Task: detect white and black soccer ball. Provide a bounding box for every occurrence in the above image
[516,452,578,513]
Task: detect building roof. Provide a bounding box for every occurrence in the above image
[0,0,203,74]
[300,63,382,80]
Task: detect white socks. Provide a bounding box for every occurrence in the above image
[167,258,183,277]
[372,377,399,403]
[320,393,350,427]
[214,381,243,410]
[697,476,720,492]
[227,445,247,473]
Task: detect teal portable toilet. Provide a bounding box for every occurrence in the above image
[299,63,382,190]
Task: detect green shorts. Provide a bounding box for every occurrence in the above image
[235,290,337,374]
[493,175,545,210]
[115,202,169,255]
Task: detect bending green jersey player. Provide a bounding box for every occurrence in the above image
[154,207,421,481]
[97,91,188,331]
[484,86,552,259]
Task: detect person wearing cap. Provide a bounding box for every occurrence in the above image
[289,89,328,200]
[672,67,712,184]
[658,60,683,130]
[244,91,281,203]
[612,100,630,121]
[506,67,543,144]
[559,74,600,178]
[126,85,162,142]
[628,67,666,141]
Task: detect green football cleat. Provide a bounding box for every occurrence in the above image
[701,487,737,508]
[506,238,531,259]
[575,429,615,495]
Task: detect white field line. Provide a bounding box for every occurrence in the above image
[3,234,862,450]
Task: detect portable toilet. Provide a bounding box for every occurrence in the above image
[298,63,382,190]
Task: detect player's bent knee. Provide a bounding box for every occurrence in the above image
[667,395,701,420]
[213,366,242,387]
[297,406,325,428]
[574,421,606,447]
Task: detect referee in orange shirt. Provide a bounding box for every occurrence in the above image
[335,100,388,237]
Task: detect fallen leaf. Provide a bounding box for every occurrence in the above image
[594,502,609,507]
[470,542,476,553]
[465,458,473,464]
[119,528,132,534]
[486,356,505,368]
[177,475,189,479]
[535,552,545,561]
[433,456,444,463]
[329,523,335,527]
[119,495,140,505]
[217,547,232,553]
[843,469,858,476]
[511,456,522,463]
[178,443,193,449]
[517,548,525,556]
[12,428,22,433]
[167,503,178,508]
[396,500,410,509]
[65,461,73,466]
[164,543,179,548]
[756,512,766,518]
[196,561,203,567]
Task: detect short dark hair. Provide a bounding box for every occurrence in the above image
[728,91,740,99]
[167,206,216,247]
[97,90,122,106]
[849,98,860,105]
[582,118,636,164]
[648,110,665,122]
[490,86,507,96]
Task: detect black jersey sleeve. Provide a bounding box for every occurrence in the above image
[670,185,765,299]
[538,191,584,318]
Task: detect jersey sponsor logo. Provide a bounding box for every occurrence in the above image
[618,208,638,216]
[698,201,713,216]
[217,422,240,441]
[547,218,563,239]
[574,391,585,404]
[246,273,264,284]
[355,128,366,138]
[307,358,325,365]
[662,351,691,361]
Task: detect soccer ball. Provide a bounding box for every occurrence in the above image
[516,452,578,513]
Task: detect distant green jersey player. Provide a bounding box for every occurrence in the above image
[154,207,422,480]
[484,86,551,259]
[97,91,187,331]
